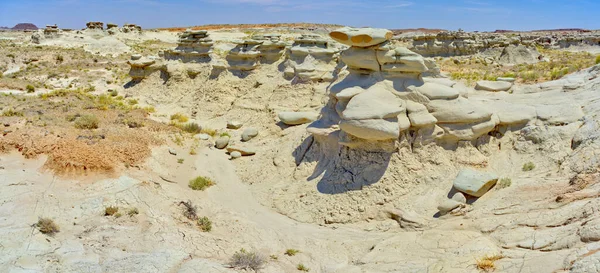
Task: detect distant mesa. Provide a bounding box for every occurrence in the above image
[11,23,38,30]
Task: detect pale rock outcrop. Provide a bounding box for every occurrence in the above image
[475,80,513,92]
[32,25,61,43]
[453,169,499,197]
[278,112,319,125]
[308,27,505,148]
[127,54,163,81]
[226,34,286,71]
[164,30,213,63]
[121,24,142,33]
[498,44,541,65]
[106,23,119,35]
[283,34,341,82]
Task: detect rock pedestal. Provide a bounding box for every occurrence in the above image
[226,34,286,71]
[164,29,214,63]
[307,27,509,149]
[86,22,104,30]
[284,34,341,82]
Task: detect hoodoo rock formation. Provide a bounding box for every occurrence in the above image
[164,29,213,63]
[284,34,341,82]
[307,27,536,150]
[121,23,142,33]
[86,22,104,30]
[225,34,286,71]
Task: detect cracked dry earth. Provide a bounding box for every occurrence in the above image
[3,30,600,273]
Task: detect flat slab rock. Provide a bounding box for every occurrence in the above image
[278,112,319,125]
[453,169,499,197]
[329,27,393,47]
[475,80,513,92]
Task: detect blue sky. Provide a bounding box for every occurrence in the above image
[0,0,597,31]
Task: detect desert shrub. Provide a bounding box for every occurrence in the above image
[74,114,99,129]
[197,216,212,232]
[176,122,201,134]
[36,218,60,235]
[270,255,278,260]
[26,84,35,93]
[123,119,144,128]
[104,206,119,216]
[170,113,189,123]
[220,132,231,138]
[476,254,504,272]
[285,249,300,256]
[56,55,64,63]
[189,147,197,155]
[596,55,600,65]
[177,158,184,164]
[127,208,139,216]
[109,90,118,97]
[114,212,122,218]
[2,109,24,117]
[179,200,198,220]
[128,99,138,105]
[496,178,512,189]
[142,106,155,113]
[189,176,214,191]
[522,162,535,172]
[200,127,217,136]
[230,249,265,271]
[297,264,310,272]
[66,114,79,122]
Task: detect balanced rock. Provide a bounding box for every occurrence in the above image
[278,112,319,125]
[453,169,499,197]
[215,136,230,149]
[241,128,258,141]
[330,27,393,47]
[475,80,513,92]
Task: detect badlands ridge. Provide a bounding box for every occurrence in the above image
[0,23,600,272]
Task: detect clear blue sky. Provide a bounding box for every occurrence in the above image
[0,0,597,31]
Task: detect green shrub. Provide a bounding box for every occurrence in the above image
[197,216,212,232]
[189,176,214,191]
[128,99,138,105]
[2,109,24,117]
[109,90,118,97]
[285,249,300,256]
[170,113,189,123]
[127,208,139,216]
[177,158,184,164]
[36,218,60,235]
[596,55,600,65]
[220,132,231,138]
[230,249,265,271]
[26,84,35,93]
[75,114,99,129]
[522,162,535,172]
[297,264,310,272]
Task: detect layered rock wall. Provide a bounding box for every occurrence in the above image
[284,34,341,82]
[164,30,213,63]
[308,27,535,150]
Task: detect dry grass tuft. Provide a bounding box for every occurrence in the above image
[229,248,265,271]
[104,206,119,216]
[476,254,504,272]
[36,218,60,235]
[170,113,189,123]
[197,216,212,232]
